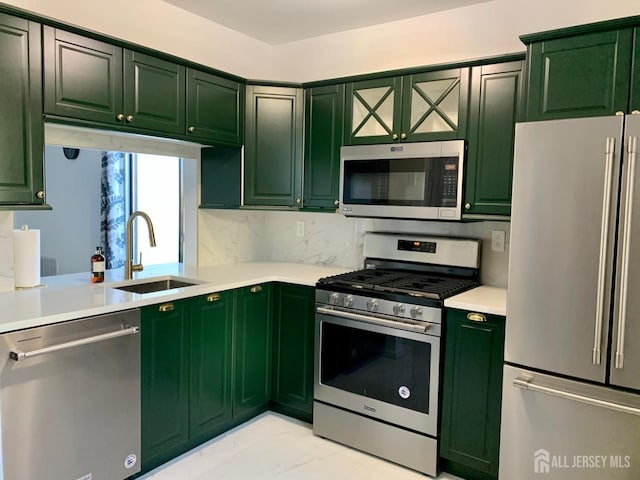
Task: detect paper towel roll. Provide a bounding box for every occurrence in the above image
[13,225,40,288]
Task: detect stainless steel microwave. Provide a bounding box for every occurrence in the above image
[339,141,465,221]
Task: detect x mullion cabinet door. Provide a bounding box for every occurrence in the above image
[401,68,469,141]
[344,77,402,144]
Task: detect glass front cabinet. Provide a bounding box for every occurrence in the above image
[345,68,469,145]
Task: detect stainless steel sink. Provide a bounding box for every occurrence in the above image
[112,277,201,294]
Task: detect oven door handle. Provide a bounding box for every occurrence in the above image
[316,306,430,333]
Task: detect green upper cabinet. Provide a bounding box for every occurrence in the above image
[464,60,523,219]
[524,28,633,120]
[303,84,344,209]
[123,50,185,134]
[234,283,273,419]
[345,76,401,145]
[0,13,44,206]
[345,68,469,144]
[189,291,234,442]
[141,300,190,472]
[271,283,316,422]
[630,27,640,112]
[244,85,304,207]
[44,27,185,135]
[186,69,244,145]
[440,309,505,480]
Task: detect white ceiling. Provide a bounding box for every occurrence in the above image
[162,0,493,45]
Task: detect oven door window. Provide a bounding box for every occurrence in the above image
[320,321,431,414]
[342,156,459,207]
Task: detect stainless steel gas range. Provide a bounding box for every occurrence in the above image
[313,232,481,477]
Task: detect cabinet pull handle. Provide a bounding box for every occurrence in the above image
[632,110,640,115]
[36,191,45,199]
[464,203,471,210]
[207,293,221,302]
[616,111,625,116]
[392,133,398,140]
[400,132,407,140]
[466,312,486,322]
[126,115,134,123]
[159,303,175,312]
[295,198,301,205]
[188,126,195,133]
[116,113,124,121]
[250,285,262,294]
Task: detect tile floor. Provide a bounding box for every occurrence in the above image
[139,412,463,480]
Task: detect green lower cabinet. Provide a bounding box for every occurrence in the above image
[440,309,505,480]
[463,60,523,219]
[234,283,273,419]
[189,291,234,441]
[271,283,315,422]
[141,299,190,472]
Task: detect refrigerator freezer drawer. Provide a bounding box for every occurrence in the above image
[500,365,640,480]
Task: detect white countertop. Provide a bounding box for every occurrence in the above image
[444,286,507,316]
[0,262,351,334]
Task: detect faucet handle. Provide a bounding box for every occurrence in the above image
[132,252,144,272]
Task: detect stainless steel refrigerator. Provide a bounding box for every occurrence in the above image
[500,115,640,479]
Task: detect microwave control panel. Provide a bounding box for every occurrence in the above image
[440,159,459,206]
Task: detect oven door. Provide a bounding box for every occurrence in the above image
[314,307,441,436]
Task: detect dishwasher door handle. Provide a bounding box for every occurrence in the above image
[9,326,140,361]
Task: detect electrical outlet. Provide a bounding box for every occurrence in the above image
[296,221,305,238]
[491,230,505,252]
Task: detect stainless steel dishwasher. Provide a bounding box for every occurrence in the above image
[0,309,141,480]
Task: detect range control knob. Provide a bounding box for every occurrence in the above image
[410,307,423,318]
[330,293,341,306]
[393,304,406,315]
[345,295,354,308]
[366,299,378,312]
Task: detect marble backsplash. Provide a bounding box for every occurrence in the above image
[198,209,510,288]
[0,212,14,292]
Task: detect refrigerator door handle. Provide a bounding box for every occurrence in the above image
[513,375,640,416]
[593,137,617,365]
[616,136,638,370]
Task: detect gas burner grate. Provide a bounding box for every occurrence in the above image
[317,269,478,300]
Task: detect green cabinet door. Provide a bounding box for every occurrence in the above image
[244,85,304,206]
[186,69,244,145]
[123,50,185,135]
[234,283,273,418]
[271,283,315,422]
[630,28,640,112]
[141,300,190,472]
[303,84,344,209]
[44,27,123,125]
[189,291,234,441]
[440,309,505,480]
[345,77,402,145]
[401,68,469,141]
[464,61,523,219]
[525,28,633,121]
[0,14,44,205]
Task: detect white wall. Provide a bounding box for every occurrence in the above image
[15,146,103,276]
[3,0,639,82]
[0,0,273,79]
[272,0,640,82]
